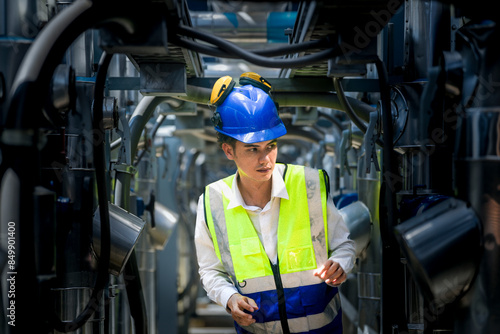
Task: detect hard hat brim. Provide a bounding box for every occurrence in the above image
[216,122,287,144]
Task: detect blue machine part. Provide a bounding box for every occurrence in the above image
[399,194,450,222]
[136,196,145,217]
[335,192,359,209]
[223,12,238,28]
[267,12,297,43]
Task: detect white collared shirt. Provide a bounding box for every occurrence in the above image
[194,164,356,309]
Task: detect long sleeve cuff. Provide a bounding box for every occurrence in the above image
[220,287,239,312]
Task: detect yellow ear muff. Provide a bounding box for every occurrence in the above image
[210,76,236,106]
[239,72,272,94]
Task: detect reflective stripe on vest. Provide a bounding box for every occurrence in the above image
[204,164,341,333]
[240,298,342,333]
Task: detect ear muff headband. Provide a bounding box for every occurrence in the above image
[239,72,272,94]
[210,75,236,106]
[210,73,273,109]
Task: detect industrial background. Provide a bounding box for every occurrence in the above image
[0,0,498,333]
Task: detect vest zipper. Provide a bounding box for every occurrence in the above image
[270,260,290,334]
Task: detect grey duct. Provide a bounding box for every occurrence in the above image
[92,203,145,276]
[176,84,374,122]
[110,96,184,152]
[339,201,372,257]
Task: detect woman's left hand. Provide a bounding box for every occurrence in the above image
[313,259,346,286]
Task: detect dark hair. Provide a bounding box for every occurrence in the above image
[216,132,237,149]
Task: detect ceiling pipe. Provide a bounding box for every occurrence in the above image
[175,85,375,123]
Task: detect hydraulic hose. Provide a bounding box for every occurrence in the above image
[174,24,342,68]
[317,110,344,134]
[6,0,159,129]
[333,77,368,133]
[333,77,385,147]
[52,46,113,334]
[6,0,95,129]
[170,34,332,59]
[376,58,407,333]
[3,1,159,332]
[134,114,166,167]
[0,0,107,332]
[123,251,149,334]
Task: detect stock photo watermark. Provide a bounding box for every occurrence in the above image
[5,221,17,327]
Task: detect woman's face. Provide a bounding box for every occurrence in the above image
[222,139,278,184]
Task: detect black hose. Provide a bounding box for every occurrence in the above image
[376,58,407,333]
[333,77,385,147]
[7,0,97,129]
[4,2,160,333]
[377,57,396,240]
[52,49,113,334]
[333,77,368,133]
[133,114,166,167]
[170,34,331,59]
[317,111,344,133]
[123,251,149,334]
[175,24,342,68]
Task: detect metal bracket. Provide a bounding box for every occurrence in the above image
[364,111,381,174]
[114,163,136,175]
[116,109,132,166]
[339,129,352,177]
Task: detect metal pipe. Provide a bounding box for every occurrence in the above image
[110,98,179,151]
[175,85,375,123]
[339,201,372,257]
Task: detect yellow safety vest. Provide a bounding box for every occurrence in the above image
[204,164,342,334]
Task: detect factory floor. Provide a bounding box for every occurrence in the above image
[188,297,237,334]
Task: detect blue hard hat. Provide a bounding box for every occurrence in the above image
[213,84,287,144]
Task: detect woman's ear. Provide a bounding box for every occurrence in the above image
[222,143,235,160]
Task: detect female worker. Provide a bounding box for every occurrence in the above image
[194,73,356,334]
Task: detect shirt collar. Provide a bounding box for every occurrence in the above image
[226,164,289,210]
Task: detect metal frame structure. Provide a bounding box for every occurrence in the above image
[0,1,498,333]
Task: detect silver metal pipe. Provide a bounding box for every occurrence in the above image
[339,201,372,258]
[355,145,382,333]
[455,106,500,333]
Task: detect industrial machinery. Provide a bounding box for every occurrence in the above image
[0,0,498,333]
